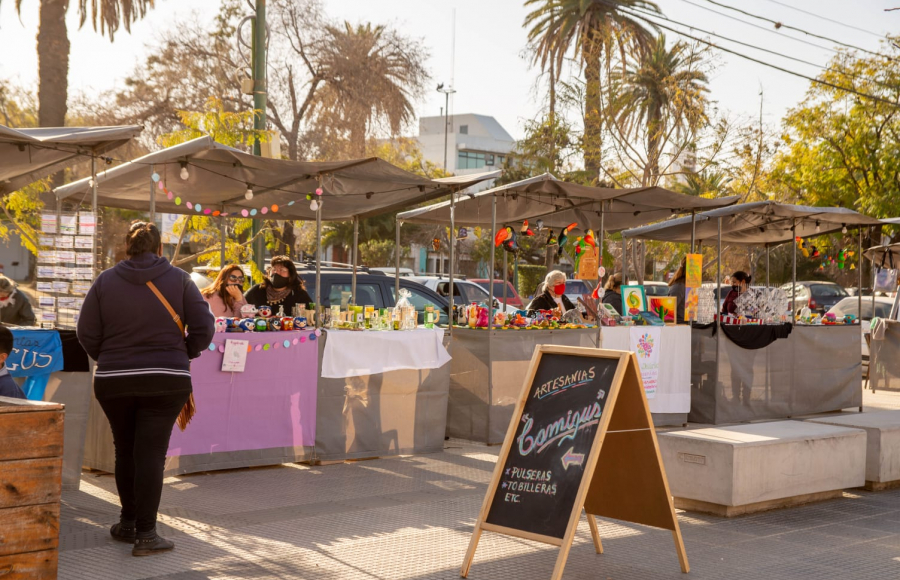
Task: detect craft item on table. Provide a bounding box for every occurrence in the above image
[556,222,578,257]
[293,316,307,329]
[255,318,268,332]
[215,318,228,333]
[457,227,468,240]
[258,305,273,318]
[240,304,258,318]
[520,220,534,236]
[823,312,838,325]
[621,285,647,316]
[600,302,621,321]
[648,296,677,324]
[267,318,283,331]
[238,318,256,332]
[432,237,441,252]
[475,307,490,328]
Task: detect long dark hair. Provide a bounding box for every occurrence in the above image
[201,264,245,310]
[265,256,305,290]
[668,257,686,286]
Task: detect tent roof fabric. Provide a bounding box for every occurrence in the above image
[864,243,900,266]
[621,201,884,245]
[53,137,499,220]
[0,124,142,195]
[395,173,739,233]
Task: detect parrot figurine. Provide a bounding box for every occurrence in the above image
[432,237,441,252]
[583,229,597,247]
[494,226,514,247]
[501,228,519,254]
[546,229,558,246]
[557,222,577,257]
[520,220,535,236]
[535,219,545,232]
[456,227,468,240]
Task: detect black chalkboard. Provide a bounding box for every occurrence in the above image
[485,353,619,539]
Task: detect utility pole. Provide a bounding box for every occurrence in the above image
[437,84,456,172]
[251,0,267,272]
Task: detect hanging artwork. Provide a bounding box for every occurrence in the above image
[648,296,677,324]
[684,287,700,322]
[685,254,703,288]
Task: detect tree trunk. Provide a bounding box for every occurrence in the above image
[645,105,662,186]
[582,37,603,183]
[350,113,367,158]
[549,58,556,174]
[38,0,70,189]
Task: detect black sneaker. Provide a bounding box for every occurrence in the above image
[132,529,174,556]
[110,522,136,543]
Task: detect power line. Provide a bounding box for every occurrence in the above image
[700,0,892,60]
[628,7,897,91]
[615,7,900,109]
[759,0,886,39]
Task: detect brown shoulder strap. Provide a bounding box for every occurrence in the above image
[146,281,185,336]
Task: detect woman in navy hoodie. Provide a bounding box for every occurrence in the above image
[77,222,214,556]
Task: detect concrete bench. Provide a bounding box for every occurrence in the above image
[658,421,866,516]
[805,411,900,491]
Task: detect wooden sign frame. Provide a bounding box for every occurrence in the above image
[461,345,689,579]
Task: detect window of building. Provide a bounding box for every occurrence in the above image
[459,125,468,134]
[457,150,487,170]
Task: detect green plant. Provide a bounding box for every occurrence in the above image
[518,264,548,298]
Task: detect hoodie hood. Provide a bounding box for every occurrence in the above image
[114,252,173,285]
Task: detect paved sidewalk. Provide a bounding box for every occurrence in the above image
[60,390,900,580]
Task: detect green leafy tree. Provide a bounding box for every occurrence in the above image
[524,0,660,181]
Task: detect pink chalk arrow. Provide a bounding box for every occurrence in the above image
[561,447,585,470]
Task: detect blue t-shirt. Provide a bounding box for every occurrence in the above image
[0,366,25,399]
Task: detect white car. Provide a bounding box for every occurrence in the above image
[409,276,518,313]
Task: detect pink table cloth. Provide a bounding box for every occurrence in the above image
[167,330,318,457]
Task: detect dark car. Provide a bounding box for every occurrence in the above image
[298,271,451,326]
[780,281,849,315]
[469,279,524,308]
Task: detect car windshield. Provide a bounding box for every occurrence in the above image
[565,280,590,295]
[812,284,848,298]
[831,298,893,319]
[644,285,670,296]
[474,281,518,299]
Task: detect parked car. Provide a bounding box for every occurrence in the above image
[409,276,517,313]
[469,279,524,309]
[638,281,670,297]
[563,279,594,306]
[780,281,849,315]
[369,267,415,277]
[828,296,895,359]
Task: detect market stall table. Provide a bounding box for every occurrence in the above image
[599,325,691,426]
[447,327,598,444]
[690,323,861,424]
[84,330,318,476]
[316,327,451,461]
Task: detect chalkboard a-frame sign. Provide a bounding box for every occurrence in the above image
[460,345,689,579]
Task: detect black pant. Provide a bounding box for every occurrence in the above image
[98,392,189,533]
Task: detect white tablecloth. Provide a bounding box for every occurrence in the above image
[321,328,451,379]
[600,325,691,414]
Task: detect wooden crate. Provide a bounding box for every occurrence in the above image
[0,397,64,580]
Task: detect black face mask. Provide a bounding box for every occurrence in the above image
[272,274,290,289]
[732,284,741,292]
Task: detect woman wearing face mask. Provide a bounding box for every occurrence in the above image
[526,270,575,313]
[721,271,751,315]
[201,265,248,317]
[0,275,36,326]
[244,256,312,315]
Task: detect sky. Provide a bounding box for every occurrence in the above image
[0,0,897,140]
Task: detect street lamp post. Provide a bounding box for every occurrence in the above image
[437,83,456,172]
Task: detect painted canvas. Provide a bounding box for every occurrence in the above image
[649,296,677,324]
[621,285,647,316]
[684,287,700,322]
[685,253,703,288]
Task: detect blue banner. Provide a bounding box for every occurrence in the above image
[9,330,64,400]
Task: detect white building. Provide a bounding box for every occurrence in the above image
[417,113,515,184]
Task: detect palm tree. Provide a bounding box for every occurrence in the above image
[310,22,428,159]
[672,169,732,198]
[2,1,155,132]
[612,34,709,184]
[524,0,660,182]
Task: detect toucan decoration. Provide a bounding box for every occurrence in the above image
[557,222,578,257]
[494,226,519,253]
[520,220,535,236]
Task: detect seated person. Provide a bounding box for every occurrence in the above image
[0,276,36,326]
[527,270,575,313]
[0,326,25,399]
[601,273,624,315]
[722,271,751,315]
[245,256,313,316]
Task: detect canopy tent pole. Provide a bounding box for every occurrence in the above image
[449,191,455,336]
[91,156,98,279]
[489,196,496,332]
[395,220,401,298]
[716,217,722,366]
[502,249,508,309]
[690,211,696,251]
[870,228,876,318]
[597,204,605,348]
[149,164,156,223]
[219,207,226,268]
[623,236,629,284]
[858,229,863,322]
[792,220,797,318]
[351,216,358,304]
[765,245,770,288]
[315,179,322,327]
